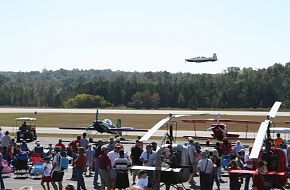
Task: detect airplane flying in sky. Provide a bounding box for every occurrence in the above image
[185,53,217,63]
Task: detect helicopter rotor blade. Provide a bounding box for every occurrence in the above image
[140,117,170,142]
[268,101,281,118]
[249,120,269,159]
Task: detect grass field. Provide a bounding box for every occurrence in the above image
[0,112,289,133]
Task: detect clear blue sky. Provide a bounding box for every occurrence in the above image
[0,1,290,73]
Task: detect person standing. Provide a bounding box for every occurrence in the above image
[139,144,156,188]
[85,144,94,176]
[94,140,104,189]
[113,149,131,189]
[0,152,5,190]
[1,131,11,148]
[0,127,4,145]
[79,133,89,150]
[51,147,64,190]
[99,146,112,190]
[252,161,266,190]
[41,156,52,190]
[228,160,241,190]
[187,137,198,185]
[73,147,87,190]
[130,140,143,184]
[197,151,213,190]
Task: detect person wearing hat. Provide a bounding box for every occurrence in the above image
[33,141,44,155]
[41,156,52,190]
[234,141,245,156]
[99,146,112,190]
[136,170,149,190]
[107,143,128,189]
[197,151,214,190]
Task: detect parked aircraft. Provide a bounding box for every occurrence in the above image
[182,114,260,141]
[185,53,217,63]
[59,110,147,135]
[229,101,288,189]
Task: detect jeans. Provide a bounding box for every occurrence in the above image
[244,174,251,190]
[76,167,86,190]
[94,157,100,186]
[0,166,4,189]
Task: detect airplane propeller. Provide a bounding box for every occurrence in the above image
[249,101,281,159]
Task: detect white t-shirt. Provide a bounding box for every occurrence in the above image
[42,163,53,177]
[136,178,148,190]
[0,131,4,142]
[52,153,61,172]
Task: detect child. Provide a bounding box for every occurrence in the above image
[41,156,52,190]
[136,170,149,190]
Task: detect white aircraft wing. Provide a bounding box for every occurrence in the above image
[249,120,269,159]
[268,101,281,118]
[270,127,290,134]
[131,165,181,172]
[140,118,170,141]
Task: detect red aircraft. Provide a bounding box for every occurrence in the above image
[229,101,287,189]
[182,115,260,141]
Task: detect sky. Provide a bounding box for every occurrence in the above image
[0,1,290,74]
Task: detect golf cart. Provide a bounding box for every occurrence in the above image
[16,117,37,142]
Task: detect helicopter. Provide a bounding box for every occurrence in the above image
[132,114,193,190]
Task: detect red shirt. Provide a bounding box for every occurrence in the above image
[99,153,111,170]
[252,171,264,190]
[55,143,66,149]
[69,140,80,152]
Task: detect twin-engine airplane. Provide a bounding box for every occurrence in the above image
[59,110,147,135]
[185,53,217,63]
[182,114,260,141]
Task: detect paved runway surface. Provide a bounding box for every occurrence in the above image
[1,107,290,116]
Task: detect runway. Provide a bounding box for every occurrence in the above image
[1,107,290,116]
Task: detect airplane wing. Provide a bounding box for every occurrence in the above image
[270,127,290,134]
[229,170,286,176]
[249,120,268,159]
[59,127,94,130]
[140,118,170,141]
[182,119,260,124]
[131,165,181,172]
[108,128,148,132]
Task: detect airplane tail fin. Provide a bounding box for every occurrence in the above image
[96,109,99,120]
[116,119,122,136]
[213,53,217,60]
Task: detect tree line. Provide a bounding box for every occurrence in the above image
[0,62,289,109]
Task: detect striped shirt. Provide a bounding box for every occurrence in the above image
[113,157,131,172]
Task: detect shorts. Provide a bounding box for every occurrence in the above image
[111,169,116,180]
[42,176,52,183]
[51,171,64,182]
